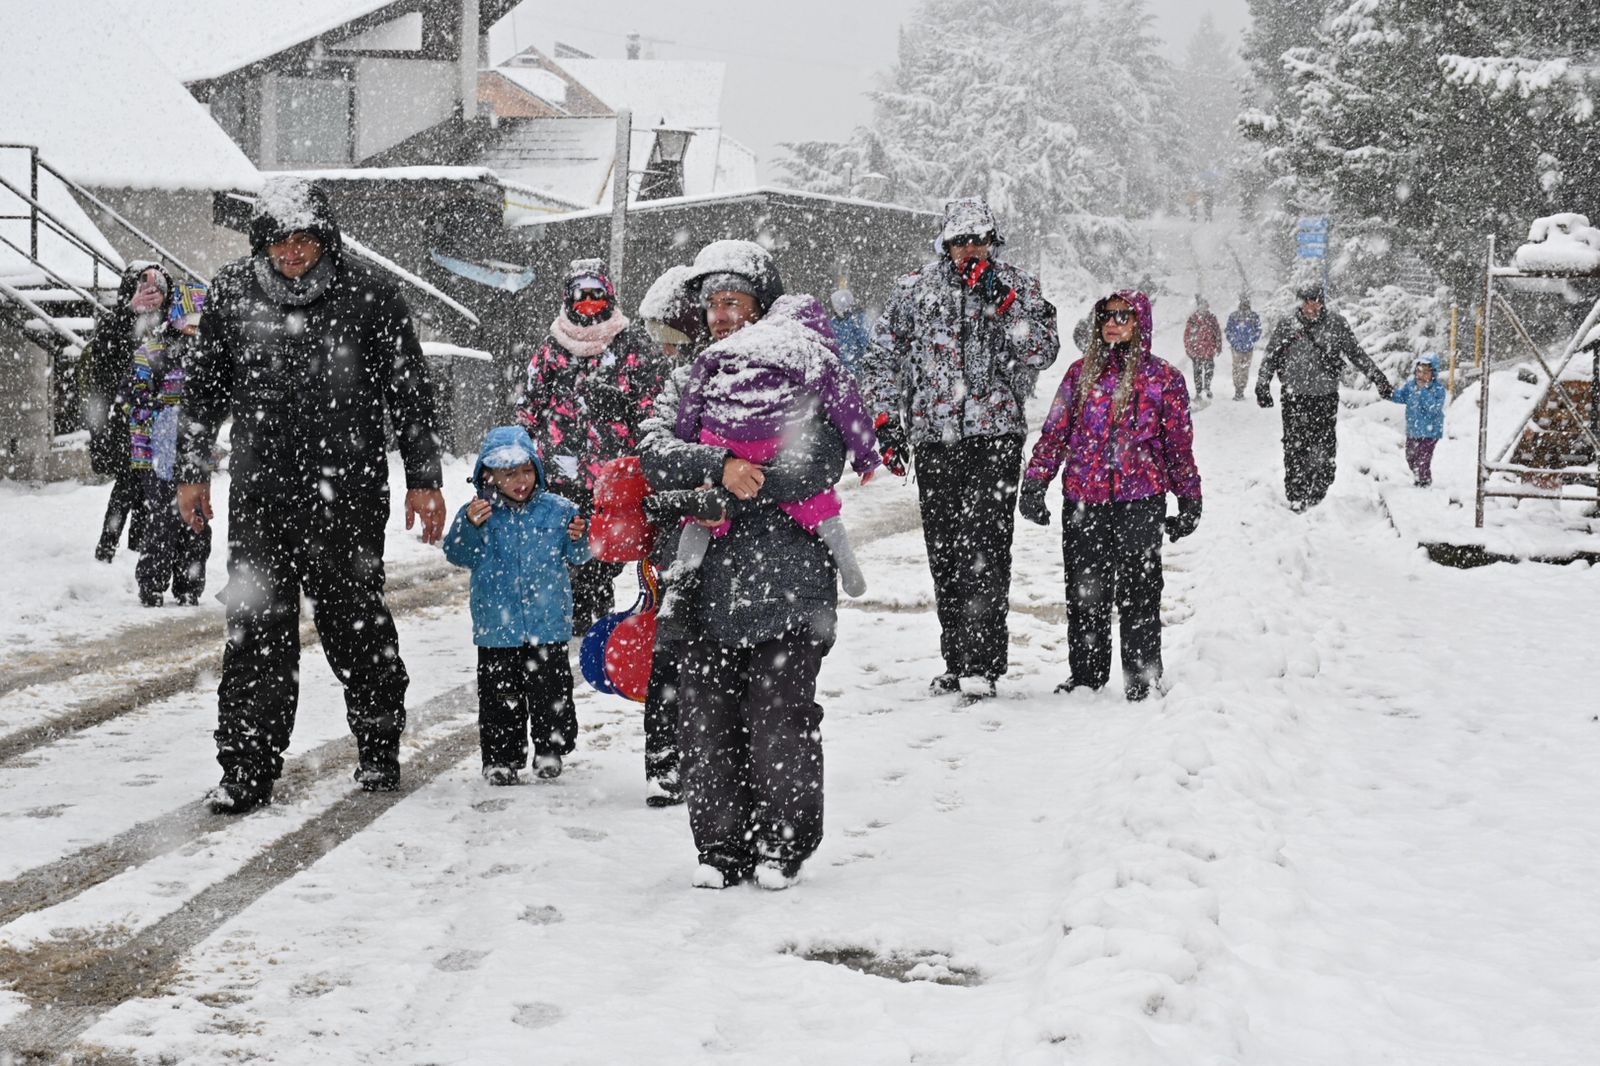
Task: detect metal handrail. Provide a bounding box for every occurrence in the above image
[0,278,88,348]
[31,154,205,283]
[0,230,113,316]
[0,172,123,287]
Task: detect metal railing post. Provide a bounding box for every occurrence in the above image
[1475,237,1494,528]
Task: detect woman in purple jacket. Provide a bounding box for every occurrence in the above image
[1017,290,1202,701]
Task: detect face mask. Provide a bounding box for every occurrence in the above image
[572,297,610,319]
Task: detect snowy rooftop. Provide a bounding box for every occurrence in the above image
[116,0,403,83]
[558,59,728,129]
[2,0,260,191]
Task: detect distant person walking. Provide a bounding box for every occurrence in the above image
[1183,295,1222,400]
[1388,352,1446,487]
[857,196,1060,701]
[1224,296,1262,401]
[83,263,169,562]
[1256,283,1393,511]
[178,178,445,813]
[828,288,871,373]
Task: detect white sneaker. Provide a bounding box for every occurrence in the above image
[754,862,799,891]
[692,863,729,890]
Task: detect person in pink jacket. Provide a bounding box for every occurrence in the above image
[1017,290,1202,700]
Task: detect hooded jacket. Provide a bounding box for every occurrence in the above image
[178,179,442,499]
[857,199,1059,446]
[1024,290,1202,505]
[1225,308,1262,353]
[443,427,592,647]
[1184,307,1223,361]
[675,294,880,476]
[1390,352,1447,439]
[82,262,175,474]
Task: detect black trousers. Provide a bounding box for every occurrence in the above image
[136,473,210,601]
[214,491,409,784]
[1062,496,1166,690]
[476,643,577,768]
[1280,394,1340,506]
[642,641,681,780]
[915,434,1023,680]
[678,628,830,874]
[570,558,624,635]
[98,456,148,552]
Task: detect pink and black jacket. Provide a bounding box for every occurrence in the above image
[1024,290,1202,505]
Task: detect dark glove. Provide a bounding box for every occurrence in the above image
[1256,389,1274,409]
[874,413,910,476]
[1376,378,1395,401]
[961,256,1015,311]
[1018,480,1051,526]
[1164,496,1202,542]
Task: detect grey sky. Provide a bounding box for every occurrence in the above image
[490,0,1251,179]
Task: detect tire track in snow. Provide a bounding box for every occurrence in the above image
[0,686,478,1064]
[0,565,468,768]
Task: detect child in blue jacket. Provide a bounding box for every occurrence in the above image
[444,426,591,784]
[1389,352,1447,486]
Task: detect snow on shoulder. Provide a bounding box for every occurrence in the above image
[1513,213,1600,273]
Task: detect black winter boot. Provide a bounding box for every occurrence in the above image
[354,743,401,792]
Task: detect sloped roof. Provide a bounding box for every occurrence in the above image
[558,59,727,129]
[117,0,405,82]
[479,118,618,206]
[1,0,261,191]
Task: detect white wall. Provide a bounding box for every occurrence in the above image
[354,59,458,161]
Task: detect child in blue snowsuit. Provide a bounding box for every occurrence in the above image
[444,426,591,784]
[1389,352,1447,486]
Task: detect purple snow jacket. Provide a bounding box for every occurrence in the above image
[1024,290,1202,505]
[676,294,881,476]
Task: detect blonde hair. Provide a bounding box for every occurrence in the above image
[1075,310,1144,425]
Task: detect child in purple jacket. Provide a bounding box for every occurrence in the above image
[672,294,881,595]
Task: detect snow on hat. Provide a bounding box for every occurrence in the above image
[1295,281,1326,302]
[640,264,704,349]
[830,288,856,314]
[249,176,339,255]
[938,196,1005,248]
[698,272,759,304]
[687,239,783,312]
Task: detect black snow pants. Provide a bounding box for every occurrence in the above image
[476,643,577,768]
[136,473,210,603]
[915,434,1023,680]
[678,628,830,876]
[1280,394,1340,507]
[98,455,148,555]
[214,491,409,785]
[642,640,681,782]
[1062,496,1166,691]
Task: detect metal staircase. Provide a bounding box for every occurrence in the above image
[0,144,201,475]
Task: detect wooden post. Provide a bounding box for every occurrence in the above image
[1473,303,1484,369]
[608,109,632,284]
[1448,303,1460,395]
[1475,239,1495,528]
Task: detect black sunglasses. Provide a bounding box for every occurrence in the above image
[1097,308,1136,325]
[947,233,993,247]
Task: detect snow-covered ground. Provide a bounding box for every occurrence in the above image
[3,213,1600,1064]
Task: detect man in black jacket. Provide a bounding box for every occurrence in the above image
[177,178,445,813]
[1256,284,1393,511]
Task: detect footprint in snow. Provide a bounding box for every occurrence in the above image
[481,863,523,879]
[562,826,607,842]
[435,949,490,972]
[472,798,513,813]
[907,735,942,750]
[880,770,906,786]
[512,1002,565,1030]
[520,904,564,925]
[933,792,963,813]
[841,819,890,838]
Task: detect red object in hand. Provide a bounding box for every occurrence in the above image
[603,611,658,701]
[589,457,655,562]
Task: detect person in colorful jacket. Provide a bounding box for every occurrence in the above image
[444,427,591,784]
[856,196,1060,700]
[1224,296,1262,401]
[126,280,211,607]
[1017,290,1202,701]
[516,259,666,633]
[1183,295,1222,400]
[1388,352,1447,487]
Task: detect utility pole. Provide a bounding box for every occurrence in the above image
[609,109,632,281]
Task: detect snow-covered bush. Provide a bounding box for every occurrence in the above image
[1343,284,1450,386]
